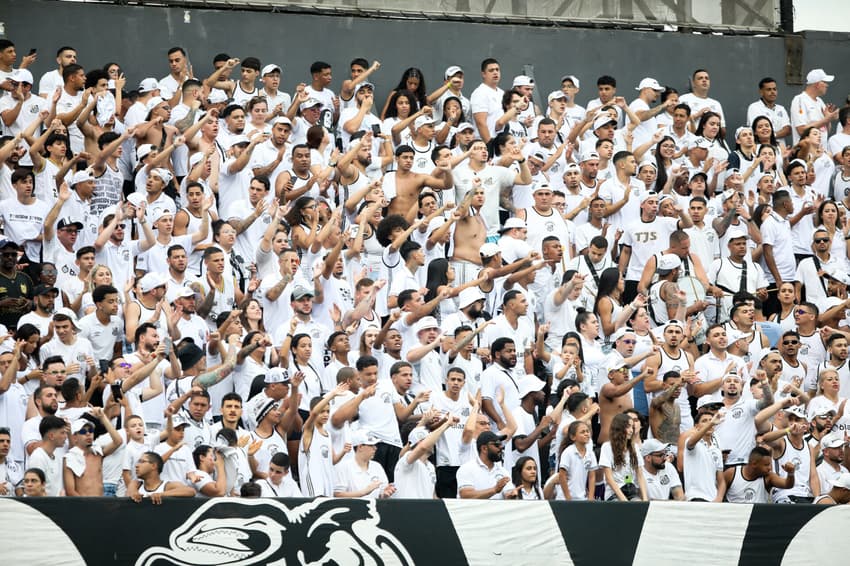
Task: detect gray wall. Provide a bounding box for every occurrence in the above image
[4,0,850,140]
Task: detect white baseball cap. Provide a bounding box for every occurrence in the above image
[137,78,159,93]
[636,78,664,91]
[517,374,545,398]
[261,64,281,76]
[560,75,580,88]
[806,68,835,85]
[414,115,436,130]
[547,90,567,103]
[12,69,33,84]
[593,116,617,131]
[444,66,463,79]
[658,253,681,271]
[512,75,535,87]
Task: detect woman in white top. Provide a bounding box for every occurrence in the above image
[599,413,648,501]
[768,282,798,332]
[284,196,320,264]
[593,267,629,343]
[279,332,323,414]
[807,369,850,432]
[511,456,542,500]
[694,112,729,164]
[381,90,418,149]
[815,201,850,267]
[81,264,124,317]
[744,143,786,198]
[243,97,271,138]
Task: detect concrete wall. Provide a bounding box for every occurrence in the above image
[3,0,850,141]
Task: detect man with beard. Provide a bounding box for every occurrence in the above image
[569,235,615,303]
[524,118,567,192]
[724,446,795,503]
[816,333,850,397]
[480,338,520,432]
[17,284,57,335]
[517,183,573,251]
[0,135,26,198]
[62,408,123,496]
[714,372,774,466]
[484,291,534,379]
[646,369,685,447]
[173,287,207,352]
[641,438,684,501]
[274,144,316,204]
[250,116,292,186]
[644,320,695,431]
[21,385,60,460]
[440,287,487,354]
[805,407,836,462]
[766,405,820,503]
[457,430,517,499]
[692,324,750,406]
[816,431,849,491]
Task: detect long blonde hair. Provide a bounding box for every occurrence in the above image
[87,264,113,293]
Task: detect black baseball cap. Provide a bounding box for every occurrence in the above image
[477,431,507,450]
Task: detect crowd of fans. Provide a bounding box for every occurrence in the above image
[1,36,850,505]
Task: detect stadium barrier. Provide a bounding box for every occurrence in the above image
[2,497,849,565]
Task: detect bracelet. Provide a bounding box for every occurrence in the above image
[518,158,526,164]
[328,162,337,167]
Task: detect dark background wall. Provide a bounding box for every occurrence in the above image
[4,0,850,141]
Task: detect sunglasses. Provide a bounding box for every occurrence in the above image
[77,427,95,434]
[782,340,799,345]
[795,309,811,316]
[118,362,132,369]
[621,339,636,345]
[814,238,830,244]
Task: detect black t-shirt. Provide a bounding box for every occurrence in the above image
[0,270,33,329]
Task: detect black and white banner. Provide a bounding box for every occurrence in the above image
[2,498,850,565]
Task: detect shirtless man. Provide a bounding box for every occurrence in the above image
[644,320,696,431]
[599,364,649,443]
[62,408,122,496]
[649,370,685,445]
[385,144,453,219]
[449,181,486,284]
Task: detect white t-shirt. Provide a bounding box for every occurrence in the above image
[643,461,682,500]
[558,443,597,500]
[598,441,638,500]
[393,454,437,499]
[679,93,726,127]
[28,447,63,496]
[0,197,49,260]
[790,91,828,146]
[77,313,124,361]
[469,83,504,140]
[38,70,63,97]
[334,458,388,498]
